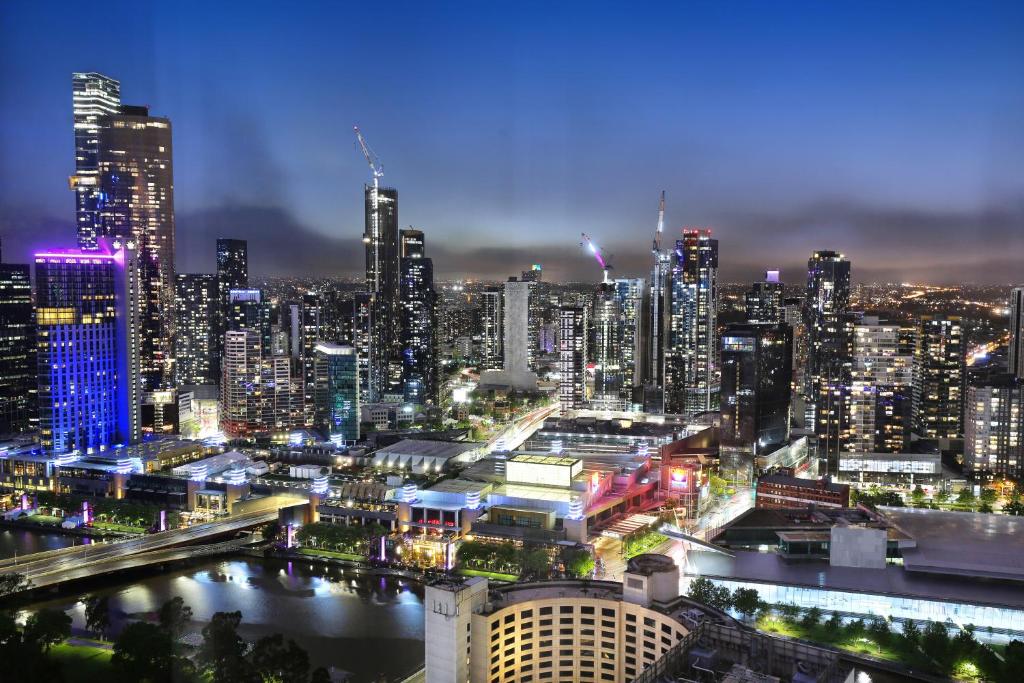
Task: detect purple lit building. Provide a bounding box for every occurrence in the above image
[34,239,141,454]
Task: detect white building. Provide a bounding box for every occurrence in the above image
[503,278,533,374]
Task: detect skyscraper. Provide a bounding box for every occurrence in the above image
[803,250,853,472]
[745,270,784,323]
[847,317,913,454]
[0,244,35,433]
[226,289,272,351]
[91,102,175,390]
[174,273,218,386]
[34,240,141,454]
[965,374,1022,479]
[220,329,263,437]
[314,343,360,443]
[1010,286,1024,380]
[558,306,588,410]
[399,229,437,404]
[613,278,645,402]
[503,278,534,375]
[719,323,793,474]
[913,315,964,440]
[646,249,672,408]
[364,185,400,400]
[480,287,504,370]
[592,283,623,405]
[665,229,719,415]
[71,72,120,249]
[214,238,248,382]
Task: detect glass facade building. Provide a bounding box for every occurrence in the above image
[399,229,437,404]
[174,273,218,386]
[0,252,35,433]
[314,342,360,443]
[71,72,121,249]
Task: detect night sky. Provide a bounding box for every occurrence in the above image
[1,1,1023,284]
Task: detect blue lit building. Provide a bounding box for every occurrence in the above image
[399,229,437,404]
[34,239,141,454]
[314,343,360,443]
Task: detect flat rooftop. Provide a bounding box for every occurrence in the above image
[687,549,1024,611]
[373,439,479,458]
[878,506,1024,581]
[510,453,581,467]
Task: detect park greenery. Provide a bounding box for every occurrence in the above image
[19,491,180,531]
[0,594,332,683]
[623,530,668,559]
[293,521,388,556]
[853,484,1019,515]
[685,578,1023,682]
[457,540,569,579]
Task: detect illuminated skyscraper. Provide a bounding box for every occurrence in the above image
[174,273,218,385]
[71,72,121,249]
[645,249,672,408]
[847,317,913,454]
[314,342,360,443]
[0,244,35,433]
[745,270,784,323]
[592,283,623,405]
[92,103,175,390]
[558,306,588,409]
[364,185,399,399]
[913,314,964,440]
[965,374,1022,479]
[665,229,719,415]
[34,240,141,453]
[480,287,504,370]
[613,277,645,398]
[803,250,853,472]
[214,238,248,382]
[1010,286,1024,380]
[399,229,437,404]
[226,289,272,351]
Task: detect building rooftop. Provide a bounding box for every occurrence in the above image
[373,439,479,459]
[509,453,581,467]
[757,474,848,494]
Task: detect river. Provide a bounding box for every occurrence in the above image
[19,554,425,682]
[0,526,90,559]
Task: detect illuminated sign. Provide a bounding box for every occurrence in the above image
[670,468,689,491]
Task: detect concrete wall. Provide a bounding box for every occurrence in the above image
[829,525,886,569]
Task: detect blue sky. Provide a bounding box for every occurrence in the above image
[1,1,1022,282]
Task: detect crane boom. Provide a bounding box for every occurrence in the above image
[353,125,384,184]
[580,232,613,283]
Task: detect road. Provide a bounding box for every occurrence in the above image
[0,509,275,581]
[485,404,559,454]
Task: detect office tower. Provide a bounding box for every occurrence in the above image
[351,292,374,402]
[720,323,793,474]
[503,278,534,374]
[294,292,322,425]
[89,102,175,391]
[558,306,588,409]
[34,240,141,453]
[399,229,437,404]
[847,317,913,454]
[226,289,271,350]
[965,375,1022,478]
[261,354,304,430]
[71,72,121,249]
[214,238,248,380]
[174,273,218,386]
[613,278,645,396]
[1011,287,1024,380]
[480,287,504,370]
[913,315,965,440]
[314,343,360,443]
[646,249,672,403]
[364,185,400,400]
[521,264,542,282]
[592,283,623,404]
[0,245,35,433]
[745,270,784,323]
[803,251,853,472]
[664,229,719,415]
[220,329,303,437]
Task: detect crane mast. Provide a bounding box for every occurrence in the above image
[580,232,613,283]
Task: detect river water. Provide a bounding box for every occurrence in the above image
[0,526,88,558]
[20,554,425,682]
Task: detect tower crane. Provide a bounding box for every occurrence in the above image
[652,190,665,254]
[580,232,613,283]
[354,125,384,289]
[354,125,384,188]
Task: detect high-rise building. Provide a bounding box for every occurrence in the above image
[71,72,121,249]
[719,323,793,471]
[479,287,504,370]
[558,306,588,410]
[520,264,543,282]
[90,103,175,391]
[314,343,360,443]
[613,278,645,398]
[214,238,248,381]
[965,374,1022,479]
[220,329,303,437]
[364,185,400,400]
[352,292,374,403]
[0,244,35,434]
[226,289,271,351]
[503,278,534,375]
[174,273,218,386]
[34,240,142,453]
[803,251,853,473]
[399,229,437,404]
[296,292,322,424]
[847,317,914,454]
[592,283,623,404]
[913,315,964,440]
[664,229,719,415]
[1010,287,1024,380]
[645,248,672,410]
[745,270,784,323]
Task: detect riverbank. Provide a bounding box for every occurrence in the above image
[0,517,138,541]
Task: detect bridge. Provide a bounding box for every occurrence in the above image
[485,404,559,454]
[0,509,275,592]
[659,523,735,557]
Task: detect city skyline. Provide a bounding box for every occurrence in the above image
[1,2,1023,283]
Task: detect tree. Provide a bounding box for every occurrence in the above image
[901,619,921,644]
[0,573,31,598]
[777,603,801,621]
[980,502,994,513]
[980,488,998,505]
[518,547,550,578]
[824,611,843,637]
[249,633,310,683]
[687,578,732,611]
[910,485,926,506]
[157,596,193,640]
[311,667,333,683]
[934,490,950,505]
[112,621,177,683]
[731,588,763,621]
[868,616,892,645]
[23,609,71,653]
[1005,500,1024,516]
[562,548,595,579]
[800,606,822,629]
[84,595,111,640]
[260,521,282,542]
[197,611,252,683]
[956,488,976,508]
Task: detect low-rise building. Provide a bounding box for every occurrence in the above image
[755,473,849,510]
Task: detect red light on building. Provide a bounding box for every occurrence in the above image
[670,468,689,491]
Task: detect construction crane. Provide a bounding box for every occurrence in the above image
[580,232,613,283]
[354,125,384,290]
[354,125,384,188]
[652,190,665,253]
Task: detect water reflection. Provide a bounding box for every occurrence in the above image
[0,528,88,558]
[25,558,425,681]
